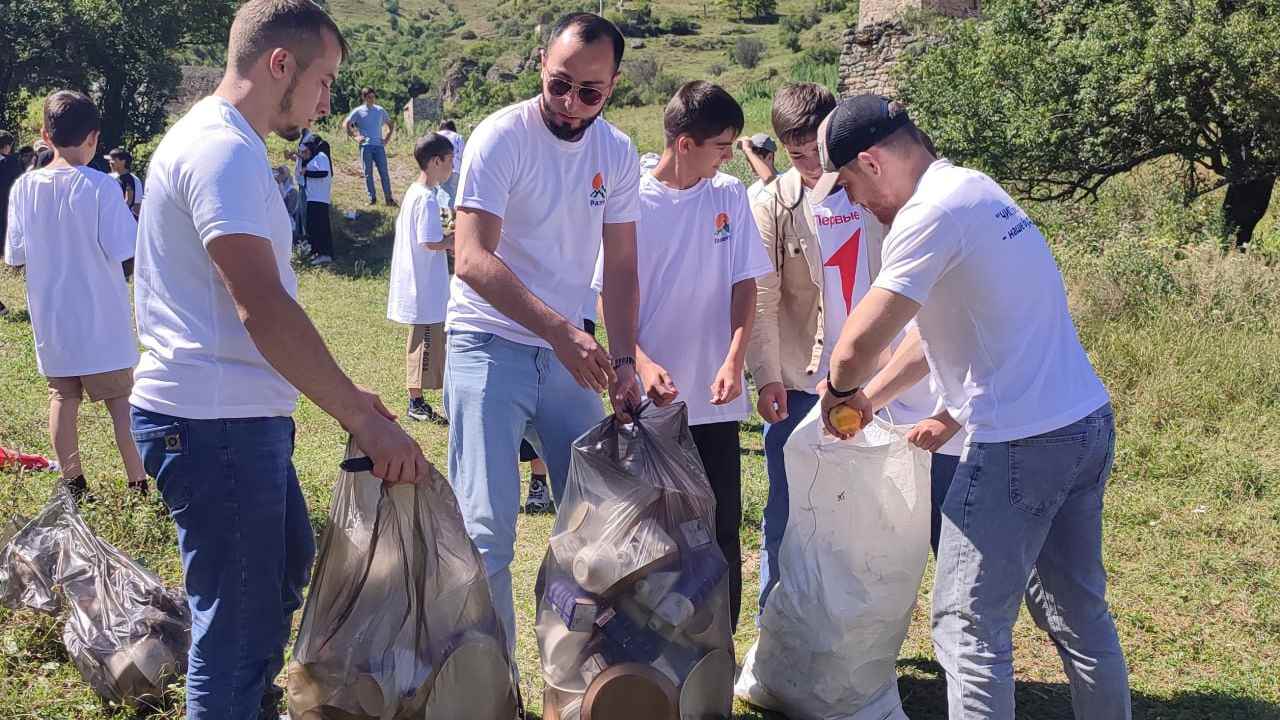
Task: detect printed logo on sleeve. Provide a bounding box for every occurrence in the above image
[589,172,608,206]
[713,212,731,243]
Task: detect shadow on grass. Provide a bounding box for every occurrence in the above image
[894,657,1280,720]
[1,308,30,323]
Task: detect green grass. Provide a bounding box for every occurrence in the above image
[4,70,1280,720]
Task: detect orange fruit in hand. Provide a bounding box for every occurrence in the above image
[829,405,863,435]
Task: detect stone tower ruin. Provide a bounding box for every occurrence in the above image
[838,0,979,98]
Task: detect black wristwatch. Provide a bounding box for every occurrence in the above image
[612,356,636,370]
[826,371,859,399]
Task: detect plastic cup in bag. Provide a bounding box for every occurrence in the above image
[535,402,735,720]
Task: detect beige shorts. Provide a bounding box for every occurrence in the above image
[406,323,446,391]
[47,368,134,403]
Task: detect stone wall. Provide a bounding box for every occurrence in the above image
[838,22,918,99]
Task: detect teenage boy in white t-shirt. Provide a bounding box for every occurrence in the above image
[815,95,1129,720]
[299,137,334,265]
[128,3,426,717]
[4,90,146,501]
[447,12,643,656]
[388,132,453,425]
[634,81,772,630]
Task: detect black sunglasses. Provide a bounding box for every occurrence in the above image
[545,76,605,107]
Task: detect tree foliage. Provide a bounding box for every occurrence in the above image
[899,0,1280,247]
[0,0,236,150]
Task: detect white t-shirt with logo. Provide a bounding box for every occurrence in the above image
[388,182,449,325]
[807,189,873,392]
[131,96,300,419]
[448,97,641,347]
[303,152,332,204]
[636,172,772,426]
[5,166,138,377]
[873,159,1109,443]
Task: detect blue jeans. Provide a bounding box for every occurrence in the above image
[933,404,1130,719]
[930,451,961,555]
[361,144,392,202]
[757,389,819,613]
[444,331,604,655]
[131,407,315,720]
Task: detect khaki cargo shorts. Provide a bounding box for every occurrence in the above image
[47,368,134,403]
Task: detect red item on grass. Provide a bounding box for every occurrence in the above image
[0,448,59,472]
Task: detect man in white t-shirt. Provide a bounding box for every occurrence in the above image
[105,147,144,216]
[447,12,643,656]
[436,119,465,207]
[128,3,427,718]
[634,81,773,630]
[815,95,1130,720]
[388,133,454,425]
[4,91,147,501]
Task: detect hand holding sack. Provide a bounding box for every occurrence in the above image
[536,402,735,720]
[735,409,932,720]
[287,438,518,720]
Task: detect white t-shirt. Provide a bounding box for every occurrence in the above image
[110,172,145,203]
[438,129,466,174]
[807,189,873,392]
[303,152,332,204]
[388,182,450,325]
[448,97,641,347]
[747,178,769,204]
[873,159,1109,443]
[636,172,772,426]
[4,166,138,377]
[131,96,300,419]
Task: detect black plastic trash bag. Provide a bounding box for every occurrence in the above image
[0,490,190,708]
[535,402,735,720]
[287,438,518,720]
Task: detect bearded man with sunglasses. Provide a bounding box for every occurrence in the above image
[445,11,642,657]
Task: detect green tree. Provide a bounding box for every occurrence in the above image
[899,0,1280,248]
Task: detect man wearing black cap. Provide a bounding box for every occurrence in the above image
[816,95,1130,719]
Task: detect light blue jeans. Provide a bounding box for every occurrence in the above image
[361,144,392,202]
[440,171,459,209]
[444,331,604,655]
[933,403,1131,719]
[757,389,819,614]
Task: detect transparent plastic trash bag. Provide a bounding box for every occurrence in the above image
[535,402,735,720]
[735,408,931,720]
[0,489,191,708]
[287,438,518,720]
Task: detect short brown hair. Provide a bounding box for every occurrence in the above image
[663,81,744,147]
[43,91,99,148]
[228,0,349,75]
[771,82,836,146]
[413,133,454,171]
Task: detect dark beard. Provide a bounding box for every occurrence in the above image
[539,95,600,142]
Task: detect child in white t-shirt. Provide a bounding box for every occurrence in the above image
[3,91,146,499]
[387,133,454,424]
[299,138,334,265]
[635,82,774,630]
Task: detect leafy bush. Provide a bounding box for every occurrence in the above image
[648,73,684,104]
[732,37,766,68]
[781,27,801,52]
[624,56,660,88]
[800,43,840,66]
[609,76,646,108]
[664,15,700,35]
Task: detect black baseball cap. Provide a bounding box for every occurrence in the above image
[811,95,911,199]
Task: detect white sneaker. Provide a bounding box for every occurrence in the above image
[309,254,333,266]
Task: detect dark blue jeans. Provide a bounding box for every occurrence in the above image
[131,407,315,720]
[757,389,819,613]
[930,451,961,555]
